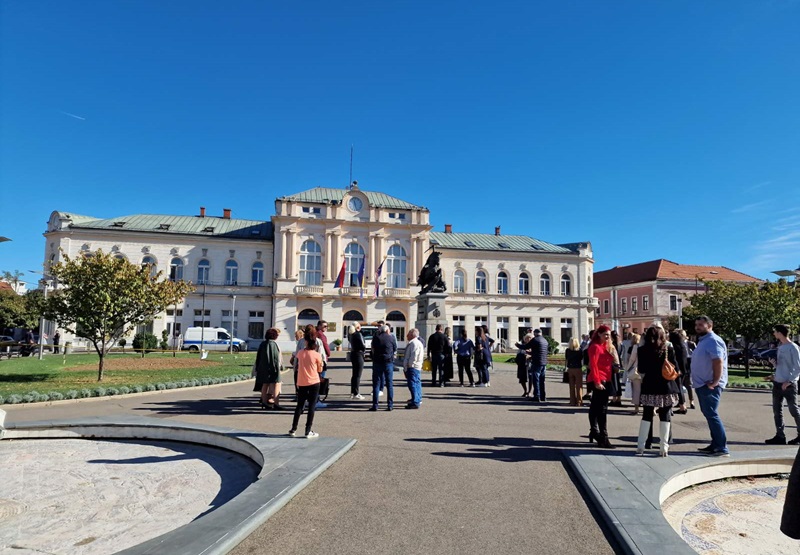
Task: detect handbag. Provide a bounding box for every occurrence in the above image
[662,351,678,381]
[319,377,330,399]
[422,358,432,372]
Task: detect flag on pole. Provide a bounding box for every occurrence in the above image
[374,258,386,299]
[357,257,366,298]
[334,258,347,288]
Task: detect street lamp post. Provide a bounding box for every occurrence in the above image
[772,265,800,286]
[200,282,207,357]
[230,294,237,352]
[677,297,683,330]
[28,270,50,360]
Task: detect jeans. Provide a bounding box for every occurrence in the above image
[405,367,422,407]
[695,385,728,453]
[291,383,321,434]
[772,381,800,438]
[588,382,611,436]
[430,352,444,385]
[478,362,491,384]
[457,355,474,385]
[529,364,547,400]
[350,353,364,395]
[372,361,394,409]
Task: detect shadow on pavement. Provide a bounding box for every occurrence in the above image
[405,436,599,462]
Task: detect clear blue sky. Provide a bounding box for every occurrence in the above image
[2,1,799,284]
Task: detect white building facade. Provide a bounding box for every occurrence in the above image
[42,185,596,352]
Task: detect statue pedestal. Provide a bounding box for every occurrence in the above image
[415,292,448,343]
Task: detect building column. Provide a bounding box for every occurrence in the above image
[286,230,295,279]
[324,232,332,280]
[279,230,287,279]
[410,237,418,283]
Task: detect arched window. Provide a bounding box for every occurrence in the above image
[453,269,465,293]
[299,240,322,286]
[197,259,210,285]
[299,308,320,321]
[225,260,238,286]
[251,262,264,287]
[343,309,364,321]
[561,274,572,296]
[141,256,157,278]
[519,273,530,295]
[169,258,184,281]
[386,310,405,321]
[386,245,407,289]
[344,242,365,287]
[497,271,509,295]
[475,270,487,294]
[540,273,551,296]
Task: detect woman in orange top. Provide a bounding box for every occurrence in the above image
[587,325,617,448]
[290,325,324,438]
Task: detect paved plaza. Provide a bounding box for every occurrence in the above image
[2,355,797,555]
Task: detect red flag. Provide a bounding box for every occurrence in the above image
[334,258,347,288]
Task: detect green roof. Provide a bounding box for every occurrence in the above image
[429,232,574,254]
[279,187,425,210]
[57,212,101,226]
[66,213,273,240]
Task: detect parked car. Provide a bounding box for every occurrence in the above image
[359,325,380,361]
[727,348,746,366]
[756,348,778,365]
[182,327,248,353]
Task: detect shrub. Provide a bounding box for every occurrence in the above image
[132,332,158,352]
[156,383,166,390]
[48,392,64,401]
[35,394,50,402]
[118,338,127,351]
[165,382,176,390]
[160,330,170,351]
[106,388,120,396]
[79,389,92,398]
[211,378,221,384]
[0,395,4,405]
[6,395,22,405]
[118,386,131,395]
[200,378,212,385]
[145,384,157,392]
[93,387,107,397]
[65,390,79,400]
[22,394,35,403]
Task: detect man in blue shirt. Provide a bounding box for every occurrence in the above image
[691,316,729,456]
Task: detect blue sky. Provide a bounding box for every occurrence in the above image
[2,1,800,284]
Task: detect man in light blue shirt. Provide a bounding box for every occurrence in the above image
[765,324,800,445]
[691,316,729,456]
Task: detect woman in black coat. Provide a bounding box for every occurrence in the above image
[669,330,690,413]
[635,326,679,457]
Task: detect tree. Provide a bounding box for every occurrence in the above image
[1,270,25,293]
[0,289,44,331]
[45,250,194,380]
[687,280,800,378]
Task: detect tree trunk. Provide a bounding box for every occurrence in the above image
[98,352,105,381]
[744,341,751,380]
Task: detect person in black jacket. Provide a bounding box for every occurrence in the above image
[635,326,680,457]
[516,329,549,402]
[349,322,366,399]
[670,330,690,413]
[427,324,447,387]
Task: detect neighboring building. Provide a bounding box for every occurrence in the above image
[593,259,761,334]
[42,184,596,352]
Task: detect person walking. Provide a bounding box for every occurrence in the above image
[625,333,643,415]
[565,337,584,406]
[516,329,549,401]
[403,328,424,409]
[443,327,455,386]
[453,329,475,386]
[370,324,396,411]
[53,331,60,355]
[516,332,532,397]
[475,326,492,387]
[609,330,624,407]
[670,330,690,414]
[678,329,696,409]
[765,324,800,445]
[289,326,323,438]
[692,316,730,457]
[586,325,616,448]
[427,324,447,387]
[635,326,680,457]
[254,328,284,410]
[349,322,366,400]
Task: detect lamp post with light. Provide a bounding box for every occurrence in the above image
[772,265,800,286]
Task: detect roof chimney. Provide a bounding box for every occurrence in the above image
[199,206,206,218]
[495,226,501,236]
[444,224,452,234]
[223,208,231,219]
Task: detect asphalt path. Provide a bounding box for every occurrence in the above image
[3,354,792,555]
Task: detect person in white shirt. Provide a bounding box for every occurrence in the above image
[404,328,424,409]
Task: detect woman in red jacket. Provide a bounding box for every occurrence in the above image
[587,325,617,448]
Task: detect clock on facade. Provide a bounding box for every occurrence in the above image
[347,197,363,212]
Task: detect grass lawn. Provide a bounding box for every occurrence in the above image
[727,365,775,387]
[0,351,260,397]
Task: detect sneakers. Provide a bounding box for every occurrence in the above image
[705,450,730,458]
[305,431,319,439]
[698,445,715,453]
[351,394,364,400]
[378,391,384,397]
[288,430,296,437]
[765,435,787,445]
[368,406,378,412]
[315,402,327,409]
[789,436,800,445]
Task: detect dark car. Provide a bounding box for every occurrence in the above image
[757,348,778,365]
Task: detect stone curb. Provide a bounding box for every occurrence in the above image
[1,415,357,555]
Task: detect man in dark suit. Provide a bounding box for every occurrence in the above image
[427,324,447,387]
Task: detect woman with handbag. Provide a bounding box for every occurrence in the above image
[475,327,492,387]
[587,325,616,448]
[635,326,680,456]
[625,333,642,415]
[565,337,584,406]
[254,328,285,410]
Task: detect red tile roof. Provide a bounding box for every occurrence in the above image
[0,282,14,292]
[594,259,761,289]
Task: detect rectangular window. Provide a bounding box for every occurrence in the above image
[394,325,406,343]
[474,316,487,337]
[643,295,650,311]
[631,297,638,313]
[166,309,184,317]
[518,317,531,340]
[248,322,264,340]
[669,295,678,311]
[560,318,573,343]
[302,206,321,214]
[452,315,466,340]
[603,299,609,314]
[621,298,627,314]
[453,272,465,293]
[221,310,239,337]
[539,317,552,337]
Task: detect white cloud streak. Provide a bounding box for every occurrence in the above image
[60,111,86,121]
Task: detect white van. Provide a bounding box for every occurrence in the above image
[183,327,248,353]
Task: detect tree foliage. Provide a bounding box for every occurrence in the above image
[0,289,45,331]
[1,270,25,293]
[45,250,194,380]
[687,279,800,378]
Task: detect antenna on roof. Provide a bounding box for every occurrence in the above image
[348,145,354,189]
